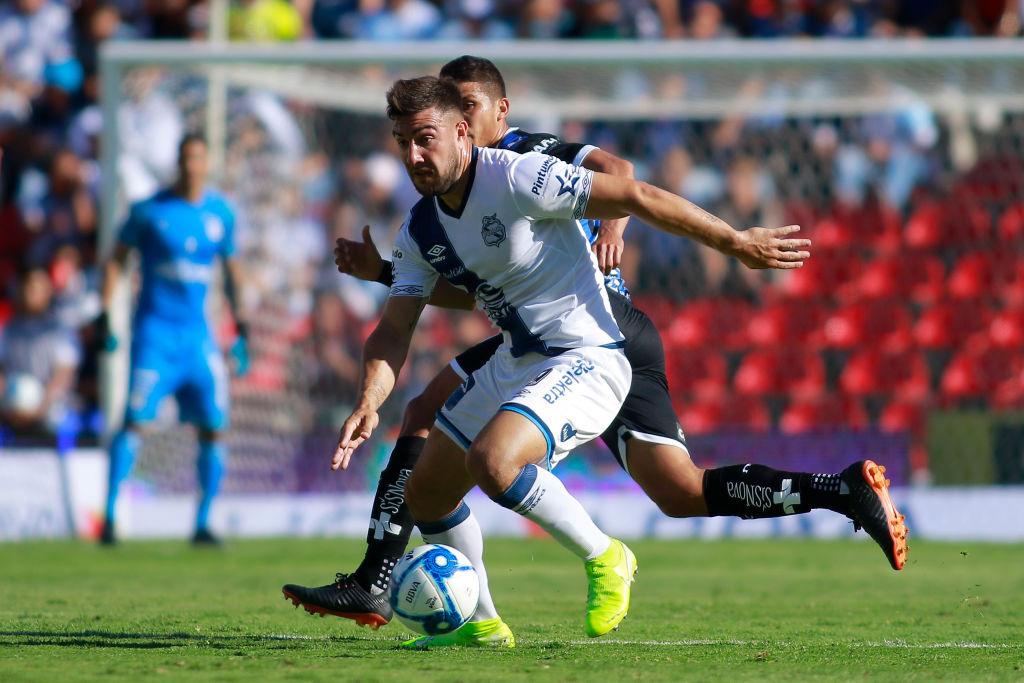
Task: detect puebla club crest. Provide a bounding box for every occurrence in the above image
[481,213,506,247]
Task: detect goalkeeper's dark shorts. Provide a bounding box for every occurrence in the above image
[449,289,687,473]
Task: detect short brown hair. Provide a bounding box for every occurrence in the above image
[439,55,506,99]
[385,76,463,121]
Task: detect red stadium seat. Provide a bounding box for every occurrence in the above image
[776,252,863,301]
[878,400,929,436]
[733,348,826,399]
[676,396,772,435]
[997,202,1024,242]
[807,217,855,251]
[947,251,1024,305]
[988,308,1024,349]
[839,349,931,402]
[912,300,992,350]
[904,200,993,249]
[745,300,829,349]
[993,368,1024,410]
[940,345,1024,401]
[904,202,944,250]
[853,252,945,304]
[629,293,677,330]
[778,393,869,434]
[665,348,729,401]
[665,296,754,350]
[822,300,914,351]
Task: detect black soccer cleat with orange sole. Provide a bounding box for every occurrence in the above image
[841,459,909,570]
[282,573,393,629]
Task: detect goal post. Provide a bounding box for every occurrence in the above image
[96,39,1024,497]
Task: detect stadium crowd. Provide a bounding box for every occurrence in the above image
[2,0,1023,490]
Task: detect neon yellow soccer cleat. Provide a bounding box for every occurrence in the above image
[400,617,515,649]
[584,538,638,637]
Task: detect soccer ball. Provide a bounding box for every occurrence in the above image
[2,372,45,414]
[389,544,479,635]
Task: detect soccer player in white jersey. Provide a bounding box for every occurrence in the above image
[331,75,813,648]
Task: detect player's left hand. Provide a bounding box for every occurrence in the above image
[732,225,810,270]
[592,231,624,275]
[231,322,250,376]
[332,406,379,471]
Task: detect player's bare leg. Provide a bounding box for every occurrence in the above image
[401,428,514,648]
[281,367,463,627]
[623,440,908,569]
[466,411,636,638]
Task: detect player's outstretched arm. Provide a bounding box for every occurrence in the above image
[584,173,810,270]
[580,149,634,274]
[332,294,427,471]
[335,225,475,310]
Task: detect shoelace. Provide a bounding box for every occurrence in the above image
[333,573,356,588]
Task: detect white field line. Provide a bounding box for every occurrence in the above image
[266,634,1022,649]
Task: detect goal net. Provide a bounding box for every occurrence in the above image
[98,39,1024,497]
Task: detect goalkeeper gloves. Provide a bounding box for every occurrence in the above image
[231,321,250,377]
[96,312,118,352]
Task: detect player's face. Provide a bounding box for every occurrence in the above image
[393,107,468,197]
[457,81,508,147]
[178,140,208,188]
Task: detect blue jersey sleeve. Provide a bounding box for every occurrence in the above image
[118,201,149,249]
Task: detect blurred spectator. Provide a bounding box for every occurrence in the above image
[835,85,937,211]
[230,0,306,40]
[703,155,783,302]
[116,66,185,202]
[0,264,81,437]
[0,0,84,127]
[22,148,98,266]
[350,0,443,40]
[437,0,515,39]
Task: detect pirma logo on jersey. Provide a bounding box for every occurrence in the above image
[481,213,506,247]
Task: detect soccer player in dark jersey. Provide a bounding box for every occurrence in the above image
[282,56,908,631]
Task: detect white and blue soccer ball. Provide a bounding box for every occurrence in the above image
[389,544,479,635]
[2,372,45,414]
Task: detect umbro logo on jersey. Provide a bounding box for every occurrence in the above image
[481,213,507,247]
[556,172,580,197]
[427,245,446,257]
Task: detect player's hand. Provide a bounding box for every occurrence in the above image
[731,225,810,270]
[335,225,385,282]
[96,312,118,352]
[592,230,624,275]
[229,322,250,376]
[332,406,379,471]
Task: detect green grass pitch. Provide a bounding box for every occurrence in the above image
[1,536,1022,681]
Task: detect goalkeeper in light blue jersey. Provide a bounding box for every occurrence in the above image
[99,134,249,546]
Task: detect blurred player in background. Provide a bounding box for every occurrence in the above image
[283,58,907,639]
[99,134,249,546]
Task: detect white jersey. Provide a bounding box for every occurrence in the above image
[391,146,624,357]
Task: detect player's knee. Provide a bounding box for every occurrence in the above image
[463,447,508,497]
[400,392,441,436]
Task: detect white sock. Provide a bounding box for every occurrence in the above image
[493,464,610,561]
[419,502,499,623]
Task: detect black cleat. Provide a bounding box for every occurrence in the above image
[841,460,909,570]
[282,573,393,629]
[99,520,117,546]
[191,528,223,547]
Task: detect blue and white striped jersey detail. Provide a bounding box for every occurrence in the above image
[390,146,624,357]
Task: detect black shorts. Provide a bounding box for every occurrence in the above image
[450,290,686,472]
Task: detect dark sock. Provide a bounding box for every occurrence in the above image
[352,436,424,593]
[703,464,849,519]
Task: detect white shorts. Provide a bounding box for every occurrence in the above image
[436,345,631,469]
